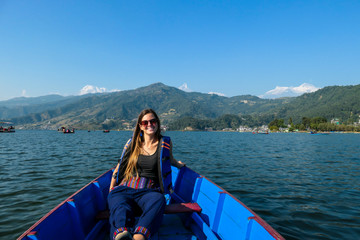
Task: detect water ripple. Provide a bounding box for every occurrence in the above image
[1,131,360,239]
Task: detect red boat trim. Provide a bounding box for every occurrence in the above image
[27,231,37,236]
[18,168,114,240]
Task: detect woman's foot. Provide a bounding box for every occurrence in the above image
[133,233,145,240]
[115,230,132,240]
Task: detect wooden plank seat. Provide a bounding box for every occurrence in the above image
[96,203,201,220]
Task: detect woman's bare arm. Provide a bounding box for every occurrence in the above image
[109,163,120,191]
[169,140,185,168]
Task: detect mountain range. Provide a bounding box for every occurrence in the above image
[1,83,359,130]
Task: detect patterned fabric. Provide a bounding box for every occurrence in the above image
[159,136,173,194]
[113,227,128,240]
[116,138,132,185]
[161,140,170,150]
[120,176,158,190]
[134,226,151,239]
[116,136,173,194]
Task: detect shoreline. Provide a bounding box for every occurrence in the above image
[10,129,360,134]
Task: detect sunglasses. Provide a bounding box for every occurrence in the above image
[140,119,157,126]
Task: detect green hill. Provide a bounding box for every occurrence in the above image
[0,94,89,119]
[272,85,360,124]
[9,83,288,129]
[5,83,360,130]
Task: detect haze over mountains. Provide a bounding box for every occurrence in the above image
[0,83,359,130]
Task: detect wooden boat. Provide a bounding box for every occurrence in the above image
[252,131,269,134]
[58,127,75,133]
[310,131,329,135]
[63,129,75,133]
[0,126,15,133]
[0,122,15,133]
[18,166,284,240]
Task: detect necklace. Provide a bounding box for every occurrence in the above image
[142,147,151,155]
[142,141,158,155]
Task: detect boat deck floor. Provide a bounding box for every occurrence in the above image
[95,214,197,240]
[155,214,196,240]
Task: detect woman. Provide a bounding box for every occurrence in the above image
[108,109,185,240]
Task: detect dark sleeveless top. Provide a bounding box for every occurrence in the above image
[136,143,160,183]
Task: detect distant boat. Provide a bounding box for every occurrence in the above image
[58,127,75,134]
[63,129,75,134]
[252,131,269,134]
[103,130,110,133]
[310,131,329,135]
[0,122,15,133]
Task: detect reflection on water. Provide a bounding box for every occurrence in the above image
[0,130,359,239]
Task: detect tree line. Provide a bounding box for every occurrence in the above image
[168,114,360,132]
[268,116,360,132]
[168,114,274,131]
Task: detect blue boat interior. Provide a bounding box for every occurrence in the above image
[20,166,282,240]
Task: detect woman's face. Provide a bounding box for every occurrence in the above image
[139,113,158,136]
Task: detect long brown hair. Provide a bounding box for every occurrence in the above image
[123,109,161,181]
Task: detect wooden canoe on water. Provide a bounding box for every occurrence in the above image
[18,166,284,240]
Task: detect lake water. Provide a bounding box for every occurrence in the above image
[0,130,359,239]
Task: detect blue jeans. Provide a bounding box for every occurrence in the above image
[108,185,166,239]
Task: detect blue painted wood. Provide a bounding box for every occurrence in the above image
[212,192,227,233]
[66,200,86,239]
[18,166,284,240]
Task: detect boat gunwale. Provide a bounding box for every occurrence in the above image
[18,166,284,240]
[17,168,114,240]
[190,168,285,240]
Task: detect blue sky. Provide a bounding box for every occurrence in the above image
[0,0,359,101]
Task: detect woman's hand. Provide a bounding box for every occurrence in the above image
[109,163,120,192]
